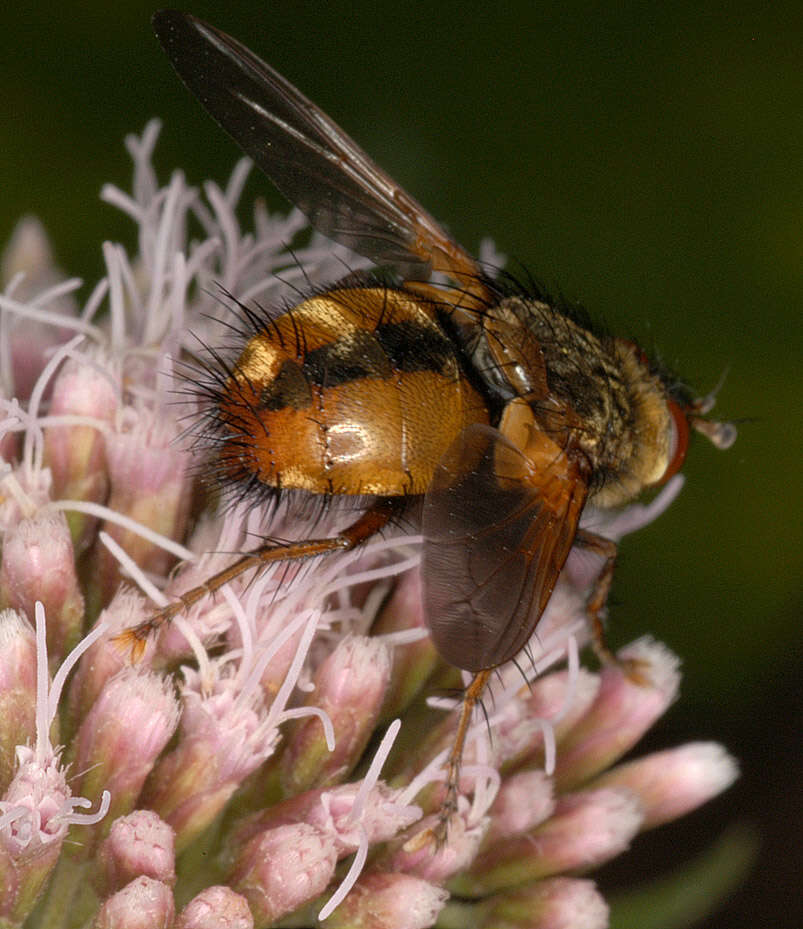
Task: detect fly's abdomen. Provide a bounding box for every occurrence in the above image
[216,286,488,496]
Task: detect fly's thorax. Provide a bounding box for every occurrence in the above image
[493,297,677,508]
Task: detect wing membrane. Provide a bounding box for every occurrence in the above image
[422,424,587,672]
[153,11,485,288]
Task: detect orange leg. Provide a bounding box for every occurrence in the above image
[436,667,492,841]
[575,529,650,683]
[116,498,401,659]
[574,528,619,666]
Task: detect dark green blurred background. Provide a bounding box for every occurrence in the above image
[1,2,800,926]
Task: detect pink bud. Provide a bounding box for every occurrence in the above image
[0,610,37,794]
[0,217,76,402]
[71,669,180,845]
[177,885,253,929]
[67,589,151,729]
[484,769,555,844]
[544,789,643,873]
[158,549,244,664]
[452,788,642,896]
[0,510,84,662]
[228,823,337,925]
[320,872,448,929]
[280,636,391,793]
[44,355,117,551]
[475,877,609,929]
[553,638,680,790]
[222,780,419,870]
[483,667,601,775]
[94,875,175,929]
[95,810,176,896]
[592,741,739,829]
[144,658,276,854]
[386,810,485,883]
[97,412,192,604]
[2,216,55,283]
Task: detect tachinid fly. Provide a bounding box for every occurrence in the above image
[119,10,736,830]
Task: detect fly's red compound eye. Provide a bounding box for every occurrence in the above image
[660,398,691,484]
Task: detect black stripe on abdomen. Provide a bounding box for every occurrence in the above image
[259,320,455,412]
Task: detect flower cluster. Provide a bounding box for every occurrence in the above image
[0,123,737,929]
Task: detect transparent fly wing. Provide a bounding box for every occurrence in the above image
[153,11,486,290]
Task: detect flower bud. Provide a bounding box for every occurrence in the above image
[320,872,448,929]
[553,638,680,790]
[155,551,241,665]
[0,510,84,663]
[386,810,485,883]
[225,779,419,868]
[227,823,337,925]
[43,354,117,551]
[177,885,254,929]
[280,636,391,794]
[144,659,277,854]
[69,669,180,848]
[94,810,176,897]
[0,216,76,401]
[510,667,602,773]
[0,609,37,794]
[96,410,192,605]
[451,788,642,896]
[66,589,151,733]
[591,741,739,829]
[471,877,609,929]
[0,465,52,535]
[484,769,555,845]
[93,875,175,929]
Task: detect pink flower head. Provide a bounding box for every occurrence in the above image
[0,122,738,929]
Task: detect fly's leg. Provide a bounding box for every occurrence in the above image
[574,529,619,665]
[434,668,492,844]
[116,498,402,659]
[575,529,650,683]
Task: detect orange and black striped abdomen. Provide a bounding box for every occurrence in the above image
[216,286,489,496]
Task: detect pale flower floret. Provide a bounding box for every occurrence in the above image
[44,350,118,522]
[484,769,555,842]
[142,655,280,853]
[0,508,84,662]
[0,603,109,922]
[552,637,681,790]
[469,877,610,929]
[389,808,487,883]
[313,781,422,852]
[0,748,72,855]
[0,216,80,402]
[280,635,393,793]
